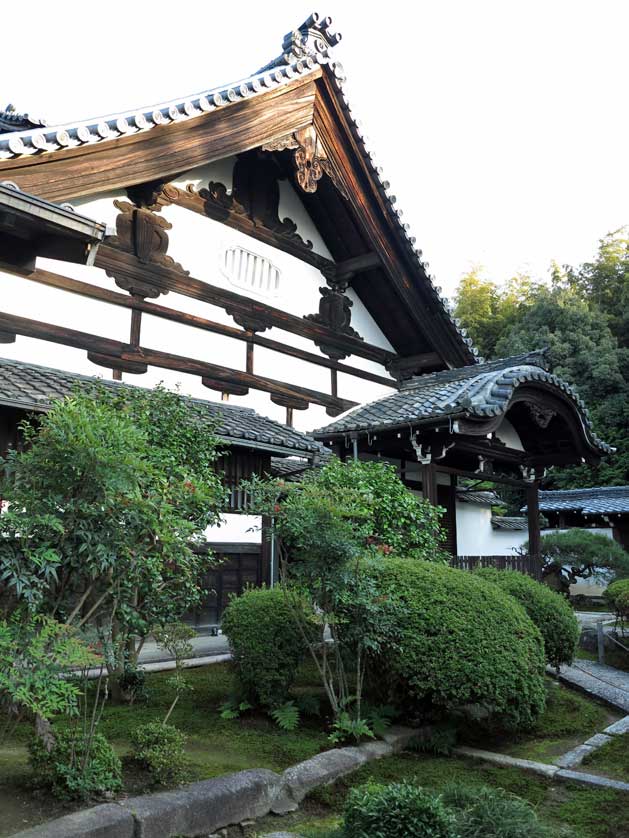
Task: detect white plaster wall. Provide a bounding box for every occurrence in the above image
[0,160,395,435]
[495,417,524,451]
[205,513,262,544]
[455,501,528,556]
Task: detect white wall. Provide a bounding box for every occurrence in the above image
[0,159,394,435]
[455,501,528,556]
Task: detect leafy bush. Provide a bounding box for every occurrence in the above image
[475,568,579,668]
[366,559,547,730]
[441,784,553,837]
[221,586,312,708]
[605,578,629,630]
[343,781,456,838]
[28,728,122,800]
[131,721,187,785]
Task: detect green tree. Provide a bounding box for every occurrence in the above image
[0,386,225,698]
[494,285,629,486]
[568,227,629,347]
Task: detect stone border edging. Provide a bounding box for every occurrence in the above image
[10,726,429,838]
[455,742,629,793]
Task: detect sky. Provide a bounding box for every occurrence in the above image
[3,0,628,299]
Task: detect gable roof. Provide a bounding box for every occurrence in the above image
[537,486,629,516]
[0,13,476,369]
[313,350,611,457]
[0,357,322,458]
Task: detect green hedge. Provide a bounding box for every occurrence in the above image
[475,568,579,668]
[365,559,547,730]
[221,586,312,708]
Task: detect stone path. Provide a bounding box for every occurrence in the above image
[554,660,629,712]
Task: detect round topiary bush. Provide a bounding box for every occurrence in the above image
[28,728,122,800]
[131,720,187,785]
[365,558,547,731]
[344,781,456,838]
[474,568,580,668]
[221,586,313,708]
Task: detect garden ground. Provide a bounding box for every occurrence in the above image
[0,662,627,837]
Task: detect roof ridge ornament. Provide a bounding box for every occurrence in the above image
[258,12,344,78]
[0,103,47,133]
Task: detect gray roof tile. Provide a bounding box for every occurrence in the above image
[537,486,629,516]
[314,350,611,456]
[0,356,322,457]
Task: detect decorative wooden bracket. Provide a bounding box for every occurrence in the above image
[104,200,188,298]
[262,125,348,199]
[305,276,363,361]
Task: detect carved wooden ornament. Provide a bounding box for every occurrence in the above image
[105,200,188,298]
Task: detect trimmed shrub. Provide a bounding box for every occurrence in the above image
[605,578,629,625]
[344,781,456,838]
[365,559,546,730]
[221,586,312,708]
[131,721,187,785]
[441,784,553,837]
[475,568,579,668]
[28,728,122,800]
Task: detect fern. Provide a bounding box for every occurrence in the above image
[271,700,300,731]
[296,693,321,718]
[219,698,252,720]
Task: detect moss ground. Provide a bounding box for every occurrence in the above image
[582,733,629,783]
[255,752,629,838]
[459,677,620,763]
[0,666,626,837]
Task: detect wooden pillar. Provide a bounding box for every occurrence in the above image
[246,334,254,374]
[421,463,438,506]
[449,473,458,556]
[527,480,542,580]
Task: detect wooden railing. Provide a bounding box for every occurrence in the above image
[451,554,542,581]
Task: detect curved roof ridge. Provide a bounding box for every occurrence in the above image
[314,351,612,456]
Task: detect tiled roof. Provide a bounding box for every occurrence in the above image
[0,12,477,365]
[491,516,529,531]
[314,350,611,456]
[537,486,629,516]
[457,488,502,506]
[0,357,321,457]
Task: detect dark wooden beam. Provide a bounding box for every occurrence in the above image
[435,463,529,489]
[334,252,380,278]
[95,244,395,366]
[0,75,320,202]
[0,309,357,415]
[2,266,397,388]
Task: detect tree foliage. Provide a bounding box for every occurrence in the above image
[0,385,225,691]
[453,229,629,487]
[535,529,629,595]
[242,458,444,734]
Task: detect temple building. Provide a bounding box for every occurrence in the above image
[0,13,612,618]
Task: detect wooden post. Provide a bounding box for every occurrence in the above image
[421,463,438,506]
[596,620,605,664]
[527,480,542,580]
[449,473,458,556]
